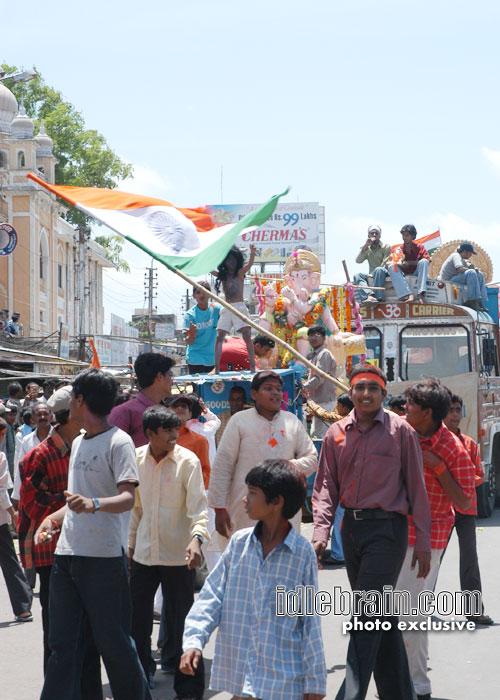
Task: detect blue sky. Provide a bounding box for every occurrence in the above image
[4,0,500,327]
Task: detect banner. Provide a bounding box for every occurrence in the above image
[208,202,325,264]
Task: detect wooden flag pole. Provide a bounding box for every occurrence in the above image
[163,264,349,391]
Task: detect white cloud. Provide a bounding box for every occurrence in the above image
[119,163,172,199]
[481,147,500,173]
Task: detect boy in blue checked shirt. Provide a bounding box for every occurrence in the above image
[180,459,326,700]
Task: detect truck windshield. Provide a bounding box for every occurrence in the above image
[351,327,382,367]
[400,325,470,380]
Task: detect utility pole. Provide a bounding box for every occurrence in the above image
[144,261,158,351]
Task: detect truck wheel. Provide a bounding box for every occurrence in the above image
[477,466,496,518]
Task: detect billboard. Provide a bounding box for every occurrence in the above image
[209,202,325,264]
[58,323,70,359]
[155,322,176,340]
[94,336,112,364]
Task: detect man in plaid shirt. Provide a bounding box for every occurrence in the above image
[17,385,101,694]
[443,393,493,626]
[399,379,475,700]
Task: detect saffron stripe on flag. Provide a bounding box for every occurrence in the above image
[27,173,289,276]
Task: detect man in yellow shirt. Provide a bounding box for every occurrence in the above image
[128,405,209,699]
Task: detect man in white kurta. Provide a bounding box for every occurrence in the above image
[208,371,317,549]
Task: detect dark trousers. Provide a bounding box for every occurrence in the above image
[130,560,205,699]
[41,554,151,700]
[0,523,32,616]
[37,566,53,671]
[37,564,103,698]
[188,363,214,374]
[336,515,416,700]
[453,512,484,609]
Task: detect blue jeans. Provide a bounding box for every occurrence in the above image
[41,554,152,700]
[353,268,388,302]
[448,269,487,302]
[388,258,429,299]
[329,506,345,560]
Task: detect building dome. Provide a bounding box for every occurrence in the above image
[0,82,18,133]
[35,120,54,156]
[11,101,34,139]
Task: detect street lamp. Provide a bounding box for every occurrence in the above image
[0,69,37,84]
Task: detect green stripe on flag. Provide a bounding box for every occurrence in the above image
[125,188,289,276]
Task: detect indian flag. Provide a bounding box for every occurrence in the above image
[391,229,442,261]
[416,230,442,255]
[27,173,288,275]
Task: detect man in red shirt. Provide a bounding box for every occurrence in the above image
[388,224,431,303]
[443,393,493,626]
[312,363,431,700]
[400,379,476,700]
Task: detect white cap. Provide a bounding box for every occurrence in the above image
[368,225,381,234]
[47,385,73,413]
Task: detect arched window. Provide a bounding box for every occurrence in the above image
[0,151,6,168]
[39,230,49,281]
[17,151,25,168]
[57,244,65,288]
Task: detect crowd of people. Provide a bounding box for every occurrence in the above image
[0,241,494,700]
[0,352,493,700]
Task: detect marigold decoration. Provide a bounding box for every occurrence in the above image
[273,296,288,328]
[338,286,345,332]
[331,287,339,325]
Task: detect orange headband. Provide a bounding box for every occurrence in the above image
[350,372,386,389]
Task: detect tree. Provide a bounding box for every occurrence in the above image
[2,63,132,269]
[94,234,130,273]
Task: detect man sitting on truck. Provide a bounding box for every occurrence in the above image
[440,242,488,312]
[388,224,431,303]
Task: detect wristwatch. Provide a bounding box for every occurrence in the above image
[193,534,203,544]
[92,498,101,513]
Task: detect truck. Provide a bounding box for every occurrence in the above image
[358,284,500,517]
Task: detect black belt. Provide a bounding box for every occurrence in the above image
[344,508,402,521]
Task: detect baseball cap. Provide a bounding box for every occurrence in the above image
[47,385,73,413]
[458,242,477,254]
[0,403,12,416]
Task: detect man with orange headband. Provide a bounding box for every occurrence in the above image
[312,363,431,700]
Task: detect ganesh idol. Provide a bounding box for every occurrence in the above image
[259,248,365,368]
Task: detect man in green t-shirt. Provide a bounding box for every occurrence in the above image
[353,225,392,305]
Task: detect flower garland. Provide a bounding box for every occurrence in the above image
[331,287,339,325]
[338,286,345,331]
[273,296,288,328]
